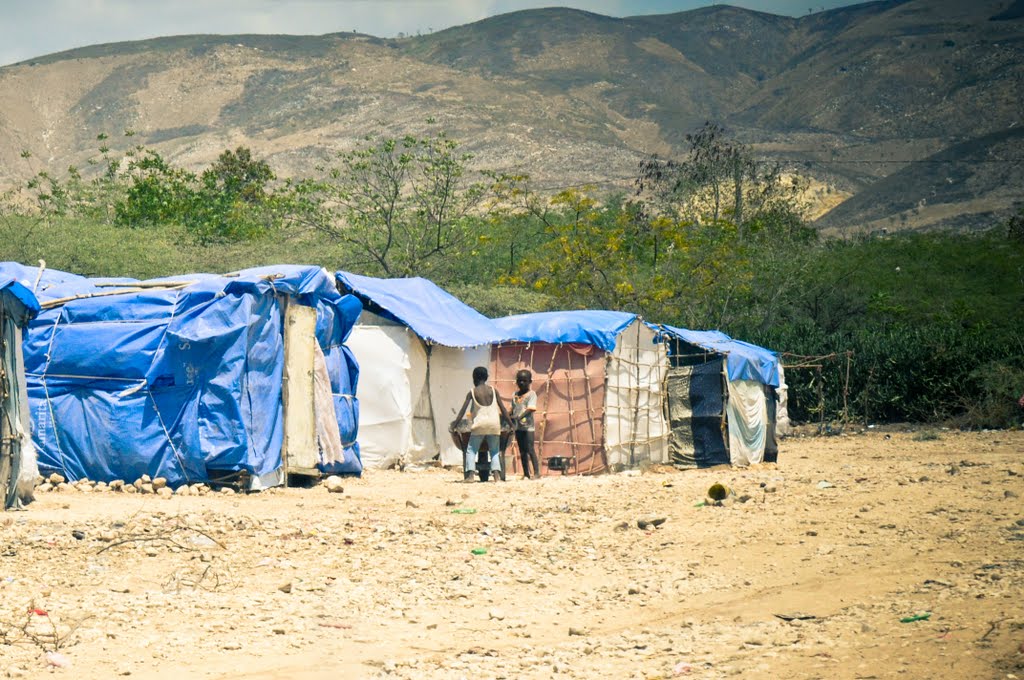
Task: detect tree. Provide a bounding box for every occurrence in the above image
[636,122,804,242]
[187,147,281,244]
[294,130,518,279]
[114,149,197,229]
[513,187,747,326]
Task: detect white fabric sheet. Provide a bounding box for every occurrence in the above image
[430,346,492,467]
[727,379,767,466]
[604,320,670,469]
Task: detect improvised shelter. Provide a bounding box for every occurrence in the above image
[0,262,363,488]
[335,272,509,469]
[0,274,40,509]
[653,326,782,467]
[491,311,669,476]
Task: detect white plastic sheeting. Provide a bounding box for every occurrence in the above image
[726,379,768,466]
[348,313,490,469]
[348,322,424,469]
[605,320,670,469]
[429,345,491,467]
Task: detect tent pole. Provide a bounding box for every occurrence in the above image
[280,296,290,488]
[564,345,580,474]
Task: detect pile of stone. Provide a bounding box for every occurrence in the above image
[34,473,211,498]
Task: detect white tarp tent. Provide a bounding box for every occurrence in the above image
[347,312,490,468]
[336,273,507,470]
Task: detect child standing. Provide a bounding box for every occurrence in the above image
[511,369,541,479]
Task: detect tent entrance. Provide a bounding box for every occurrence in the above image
[493,342,606,476]
[665,358,729,468]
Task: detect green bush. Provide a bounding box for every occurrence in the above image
[955,361,1024,429]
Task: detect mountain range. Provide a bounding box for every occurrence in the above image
[0,0,1021,232]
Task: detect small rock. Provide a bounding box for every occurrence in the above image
[405,500,418,508]
[568,627,587,636]
[109,480,125,491]
[279,582,293,594]
[71,530,86,540]
[221,487,236,495]
[37,482,53,493]
[272,627,286,635]
[816,481,834,489]
[1005,490,1019,499]
[324,476,345,494]
[763,485,777,493]
[175,485,191,496]
[45,652,71,668]
[489,608,505,621]
[140,474,152,484]
[157,487,173,499]
[628,584,641,595]
[124,485,137,494]
[152,477,168,490]
[99,530,116,542]
[144,547,158,557]
[737,494,752,503]
[48,473,65,485]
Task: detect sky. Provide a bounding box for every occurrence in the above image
[1,0,857,67]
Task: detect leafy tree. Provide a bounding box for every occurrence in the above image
[636,122,804,242]
[114,150,197,229]
[294,131,519,279]
[512,187,747,326]
[187,147,282,244]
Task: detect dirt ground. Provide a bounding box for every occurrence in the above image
[2,429,1023,679]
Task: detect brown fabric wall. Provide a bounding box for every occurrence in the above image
[492,342,606,476]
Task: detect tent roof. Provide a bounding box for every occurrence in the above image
[336,271,508,348]
[10,264,343,308]
[656,324,780,387]
[493,310,637,352]
[0,274,40,325]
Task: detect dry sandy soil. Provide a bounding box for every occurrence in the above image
[2,429,1023,679]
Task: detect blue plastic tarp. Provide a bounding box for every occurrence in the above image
[656,324,781,387]
[493,310,637,352]
[336,271,509,347]
[0,275,40,325]
[0,262,363,485]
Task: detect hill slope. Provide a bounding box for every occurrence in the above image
[0,0,1020,231]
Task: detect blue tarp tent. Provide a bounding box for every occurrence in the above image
[651,324,781,467]
[1,275,40,509]
[0,262,363,487]
[337,271,508,347]
[656,326,781,387]
[335,272,508,469]
[492,310,636,352]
